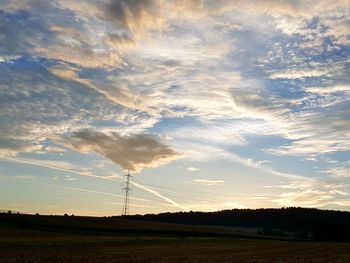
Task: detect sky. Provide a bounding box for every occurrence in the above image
[0,0,349,216]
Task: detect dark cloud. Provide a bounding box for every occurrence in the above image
[231,88,287,116]
[104,33,136,48]
[66,129,180,172]
[104,0,161,32]
[0,138,42,156]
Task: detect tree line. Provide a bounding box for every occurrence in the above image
[125,207,350,241]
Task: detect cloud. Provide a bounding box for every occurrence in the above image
[268,61,346,80]
[265,106,350,158]
[269,69,332,79]
[193,179,224,186]
[172,139,313,182]
[36,25,123,69]
[275,190,334,207]
[1,0,350,213]
[186,166,200,172]
[3,0,347,164]
[231,87,288,120]
[65,129,181,172]
[0,0,31,13]
[58,0,164,45]
[0,138,43,157]
[305,85,350,95]
[100,172,120,179]
[104,33,136,49]
[65,175,77,181]
[56,0,104,19]
[104,0,163,33]
[266,178,350,208]
[0,60,132,156]
[169,121,248,147]
[44,146,66,154]
[0,8,51,58]
[1,1,153,70]
[257,160,271,166]
[48,65,157,115]
[164,0,349,21]
[323,166,350,178]
[0,55,20,62]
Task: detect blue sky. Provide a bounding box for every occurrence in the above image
[0,0,349,215]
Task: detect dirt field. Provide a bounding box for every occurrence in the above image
[1,225,350,263]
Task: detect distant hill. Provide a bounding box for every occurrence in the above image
[0,213,255,238]
[124,207,350,242]
[2,208,350,242]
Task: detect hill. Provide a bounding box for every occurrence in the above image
[124,207,350,242]
[0,212,254,238]
[1,210,350,262]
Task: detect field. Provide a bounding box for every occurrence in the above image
[1,214,350,263]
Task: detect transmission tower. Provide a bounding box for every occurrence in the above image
[121,170,132,216]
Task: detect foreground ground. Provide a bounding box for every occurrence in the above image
[1,214,350,262]
[1,226,350,263]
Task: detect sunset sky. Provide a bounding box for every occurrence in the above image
[0,0,349,216]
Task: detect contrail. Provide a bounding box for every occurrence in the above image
[132,181,187,210]
[2,157,185,209]
[4,177,148,202]
[3,157,94,177]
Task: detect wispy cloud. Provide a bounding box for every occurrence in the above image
[275,190,334,207]
[193,179,224,186]
[323,166,350,178]
[65,175,77,181]
[186,166,200,172]
[265,177,350,208]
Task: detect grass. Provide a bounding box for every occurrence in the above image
[1,214,350,262]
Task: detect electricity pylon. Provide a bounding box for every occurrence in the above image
[121,170,132,216]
